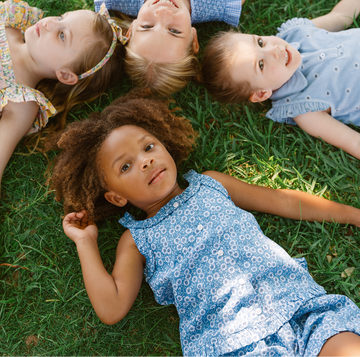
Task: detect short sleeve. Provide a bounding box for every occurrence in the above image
[94,0,144,17]
[0,85,57,136]
[25,88,57,135]
[277,18,315,37]
[266,100,331,124]
[190,0,242,26]
[0,0,43,31]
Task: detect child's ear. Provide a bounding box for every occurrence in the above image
[191,27,199,54]
[249,89,272,103]
[56,69,78,85]
[104,191,128,207]
[126,22,134,39]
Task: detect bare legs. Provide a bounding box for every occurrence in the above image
[319,332,360,356]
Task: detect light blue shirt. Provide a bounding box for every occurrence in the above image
[120,171,326,356]
[267,18,360,126]
[94,0,242,27]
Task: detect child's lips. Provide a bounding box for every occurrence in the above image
[285,49,291,66]
[152,0,178,8]
[35,23,40,37]
[148,168,166,184]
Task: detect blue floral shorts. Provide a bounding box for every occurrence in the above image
[222,294,360,356]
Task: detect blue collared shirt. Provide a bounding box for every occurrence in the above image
[267,18,360,126]
[94,0,242,27]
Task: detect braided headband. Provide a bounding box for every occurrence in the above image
[78,2,128,80]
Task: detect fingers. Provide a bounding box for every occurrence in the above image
[63,210,90,228]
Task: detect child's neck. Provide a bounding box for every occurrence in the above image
[145,183,184,218]
[6,28,54,88]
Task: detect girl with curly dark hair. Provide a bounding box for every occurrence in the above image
[49,90,360,357]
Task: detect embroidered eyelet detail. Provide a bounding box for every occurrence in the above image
[306,95,311,100]
[356,106,359,110]
[286,98,291,103]
[355,63,359,69]
[325,31,329,34]
[313,73,319,79]
[306,34,310,37]
[301,65,305,70]
[319,53,325,60]
[326,90,331,96]
[346,88,351,94]
[334,66,339,72]
[287,111,293,115]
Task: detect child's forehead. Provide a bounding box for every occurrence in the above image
[105,126,154,147]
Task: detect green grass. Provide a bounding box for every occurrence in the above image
[1,0,360,355]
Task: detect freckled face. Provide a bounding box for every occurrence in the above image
[229,33,302,92]
[25,10,95,78]
[99,125,179,212]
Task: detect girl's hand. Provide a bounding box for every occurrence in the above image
[63,210,98,244]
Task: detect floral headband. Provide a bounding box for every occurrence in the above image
[78,3,128,80]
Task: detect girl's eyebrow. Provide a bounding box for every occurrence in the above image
[112,153,125,169]
[135,28,184,39]
[252,35,258,75]
[138,134,153,143]
[61,13,73,46]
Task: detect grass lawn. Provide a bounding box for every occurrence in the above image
[1,0,360,355]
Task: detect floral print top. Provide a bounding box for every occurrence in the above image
[120,170,326,356]
[0,0,57,136]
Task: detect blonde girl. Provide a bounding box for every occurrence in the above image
[48,91,360,356]
[202,0,360,161]
[0,0,127,194]
[95,0,245,95]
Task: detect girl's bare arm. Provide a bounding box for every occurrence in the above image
[294,110,360,161]
[0,101,39,192]
[203,171,360,227]
[312,0,360,31]
[63,211,144,325]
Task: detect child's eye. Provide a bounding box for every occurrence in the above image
[258,38,264,48]
[259,60,264,70]
[142,25,153,29]
[121,163,131,172]
[169,29,180,34]
[59,31,65,42]
[145,144,154,152]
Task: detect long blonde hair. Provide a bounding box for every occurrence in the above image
[27,12,130,150]
[125,44,199,96]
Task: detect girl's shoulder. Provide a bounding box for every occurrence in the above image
[277,18,315,37]
[0,84,57,135]
[0,0,43,32]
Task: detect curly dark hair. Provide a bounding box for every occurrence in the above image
[46,89,197,220]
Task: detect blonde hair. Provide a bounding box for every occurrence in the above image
[27,12,130,150]
[201,31,255,104]
[125,44,199,96]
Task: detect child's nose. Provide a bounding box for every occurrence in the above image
[44,18,57,32]
[268,45,280,60]
[142,157,154,169]
[269,45,285,60]
[155,6,173,20]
